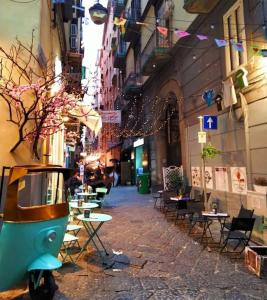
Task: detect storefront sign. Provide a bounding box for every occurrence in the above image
[100,110,121,124]
[133,138,144,148]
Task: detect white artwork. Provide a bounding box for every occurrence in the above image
[215,167,229,191]
[230,167,247,194]
[191,167,201,187]
[204,167,213,189]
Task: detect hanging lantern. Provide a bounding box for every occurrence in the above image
[89,1,108,25]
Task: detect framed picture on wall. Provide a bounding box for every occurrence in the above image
[215,167,229,191]
[230,167,247,194]
[191,167,201,187]
[205,167,213,189]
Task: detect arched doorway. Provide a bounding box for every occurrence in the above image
[164,92,181,166]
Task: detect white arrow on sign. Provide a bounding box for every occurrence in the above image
[207,117,213,129]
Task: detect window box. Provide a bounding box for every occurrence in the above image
[245,246,267,278]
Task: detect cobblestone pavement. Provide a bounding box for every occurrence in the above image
[2,186,267,300]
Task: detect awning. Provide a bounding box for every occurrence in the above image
[68,104,102,135]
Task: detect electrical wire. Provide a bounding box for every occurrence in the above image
[8,0,39,3]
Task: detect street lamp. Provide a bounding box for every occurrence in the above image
[89,1,108,25]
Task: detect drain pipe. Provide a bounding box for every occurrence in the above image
[240,92,253,189]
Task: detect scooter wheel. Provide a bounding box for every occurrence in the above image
[28,270,58,300]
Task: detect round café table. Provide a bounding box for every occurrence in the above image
[77,192,97,201]
[75,213,112,263]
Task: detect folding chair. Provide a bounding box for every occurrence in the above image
[60,233,79,264]
[66,224,83,248]
[188,193,211,235]
[151,184,164,209]
[223,206,254,230]
[220,217,256,255]
[94,187,108,208]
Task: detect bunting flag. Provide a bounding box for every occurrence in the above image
[214,38,227,47]
[157,26,168,37]
[114,17,127,26]
[175,30,190,38]
[111,19,266,57]
[251,46,261,56]
[202,89,215,107]
[196,34,208,41]
[230,40,244,52]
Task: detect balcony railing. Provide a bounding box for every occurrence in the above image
[141,29,172,76]
[113,0,125,18]
[114,41,127,69]
[183,0,220,13]
[124,0,141,42]
[123,72,142,98]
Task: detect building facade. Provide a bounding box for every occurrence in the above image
[105,0,267,242]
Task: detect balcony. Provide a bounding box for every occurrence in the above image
[141,30,171,76]
[183,0,220,13]
[114,41,127,69]
[123,72,142,98]
[113,0,125,18]
[124,0,141,42]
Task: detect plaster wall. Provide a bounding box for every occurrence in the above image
[0,0,42,167]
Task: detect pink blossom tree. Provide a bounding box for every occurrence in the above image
[0,35,86,159]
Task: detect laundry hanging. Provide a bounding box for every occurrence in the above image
[222,77,237,108]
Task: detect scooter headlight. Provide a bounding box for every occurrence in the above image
[47,230,57,243]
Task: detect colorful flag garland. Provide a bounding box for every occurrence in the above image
[113,19,266,56]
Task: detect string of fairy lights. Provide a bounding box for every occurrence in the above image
[101,94,180,138]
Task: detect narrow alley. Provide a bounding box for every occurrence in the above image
[52,187,266,299]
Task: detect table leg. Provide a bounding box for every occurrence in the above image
[75,222,105,262]
[89,222,109,255]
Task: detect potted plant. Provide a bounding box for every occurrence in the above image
[167,172,184,195]
[201,143,221,160]
[253,177,267,194]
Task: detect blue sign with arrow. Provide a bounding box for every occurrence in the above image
[203,115,218,130]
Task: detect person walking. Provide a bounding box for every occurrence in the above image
[67,170,82,196]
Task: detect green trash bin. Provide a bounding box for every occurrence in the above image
[137,173,150,194]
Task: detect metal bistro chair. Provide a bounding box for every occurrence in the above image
[220,217,256,255]
[94,187,108,208]
[223,206,254,231]
[188,192,211,235]
[60,233,79,265]
[151,184,164,209]
[161,190,178,215]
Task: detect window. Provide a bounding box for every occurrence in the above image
[223,0,247,76]
[70,24,77,36]
[70,36,77,49]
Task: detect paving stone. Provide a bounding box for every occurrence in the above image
[4,186,267,299]
[102,276,142,292]
[140,276,168,290]
[130,257,147,269]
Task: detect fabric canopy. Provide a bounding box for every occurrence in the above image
[69,104,102,135]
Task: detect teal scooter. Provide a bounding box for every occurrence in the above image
[0,165,72,299]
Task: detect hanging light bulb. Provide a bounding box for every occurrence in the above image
[89,1,108,25]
